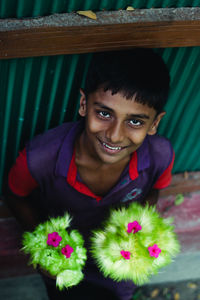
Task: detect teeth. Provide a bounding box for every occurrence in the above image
[103,143,121,150]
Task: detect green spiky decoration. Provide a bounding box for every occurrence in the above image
[91,202,180,285]
[22,213,87,290]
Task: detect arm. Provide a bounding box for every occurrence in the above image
[4,185,41,231]
[4,184,56,280]
[142,150,175,207]
[4,148,41,231]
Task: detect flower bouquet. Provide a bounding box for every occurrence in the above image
[90,202,180,285]
[22,213,87,290]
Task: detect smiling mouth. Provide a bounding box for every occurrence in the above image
[97,137,127,153]
[102,142,122,150]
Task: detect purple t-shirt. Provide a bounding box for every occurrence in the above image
[25,120,174,297]
[26,120,174,239]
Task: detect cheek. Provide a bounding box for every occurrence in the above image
[87,115,107,133]
[128,130,147,145]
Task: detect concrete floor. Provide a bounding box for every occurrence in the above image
[1,250,200,300]
[0,274,48,300]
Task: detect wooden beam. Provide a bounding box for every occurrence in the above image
[0,7,200,59]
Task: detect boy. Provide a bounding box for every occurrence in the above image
[6,49,174,300]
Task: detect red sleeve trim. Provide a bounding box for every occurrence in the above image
[8,148,39,197]
[153,151,175,189]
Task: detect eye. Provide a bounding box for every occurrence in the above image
[97,111,111,119]
[128,119,143,127]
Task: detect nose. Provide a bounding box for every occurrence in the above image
[105,121,124,144]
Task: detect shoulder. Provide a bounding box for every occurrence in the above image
[26,122,77,180]
[27,122,75,150]
[147,134,174,170]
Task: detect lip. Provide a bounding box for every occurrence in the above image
[97,137,127,154]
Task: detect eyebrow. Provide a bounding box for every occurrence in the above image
[94,102,150,119]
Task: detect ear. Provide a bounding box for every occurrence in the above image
[148,111,166,135]
[78,88,87,117]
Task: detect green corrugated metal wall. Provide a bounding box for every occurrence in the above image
[0,1,200,194]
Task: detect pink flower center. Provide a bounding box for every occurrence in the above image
[61,245,74,258]
[120,250,131,260]
[148,244,161,258]
[127,221,142,234]
[47,232,62,247]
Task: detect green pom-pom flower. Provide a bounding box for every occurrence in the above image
[90,203,180,285]
[22,213,87,290]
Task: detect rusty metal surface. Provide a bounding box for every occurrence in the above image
[157,191,200,253]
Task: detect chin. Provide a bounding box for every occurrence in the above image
[97,151,126,165]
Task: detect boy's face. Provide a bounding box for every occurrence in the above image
[79,88,165,165]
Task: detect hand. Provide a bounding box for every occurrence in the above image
[38,266,56,280]
[141,189,159,207]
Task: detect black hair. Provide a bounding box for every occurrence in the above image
[84,49,170,113]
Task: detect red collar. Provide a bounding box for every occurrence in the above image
[67,150,138,202]
[129,151,138,180]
